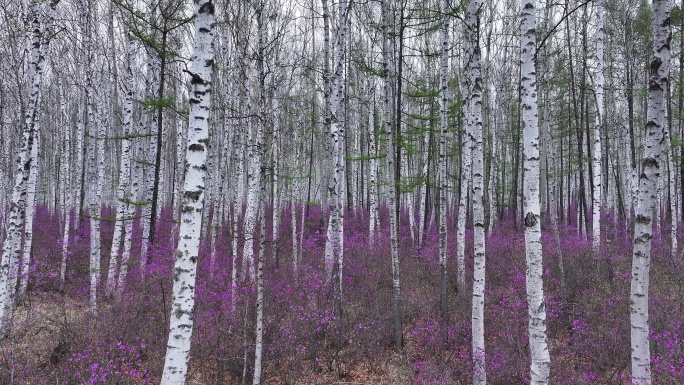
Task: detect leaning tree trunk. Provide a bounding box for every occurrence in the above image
[630,0,670,383]
[160,1,214,383]
[521,0,551,382]
[0,0,56,335]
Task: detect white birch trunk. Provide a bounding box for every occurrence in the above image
[418,128,429,246]
[160,1,214,382]
[487,128,497,236]
[324,0,349,282]
[437,0,449,320]
[209,151,221,278]
[521,0,551,382]
[630,0,670,383]
[467,0,486,382]
[60,85,72,284]
[230,95,244,308]
[243,102,262,283]
[456,121,472,294]
[140,48,161,273]
[271,104,280,264]
[0,0,53,333]
[291,125,301,273]
[172,87,187,245]
[381,0,402,350]
[18,129,40,303]
[592,0,604,267]
[664,119,677,259]
[108,32,135,298]
[291,173,299,274]
[253,160,268,385]
[368,88,379,244]
[88,81,107,315]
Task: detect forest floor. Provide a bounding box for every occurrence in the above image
[1,205,683,384]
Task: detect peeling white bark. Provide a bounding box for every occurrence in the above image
[521,0,551,382]
[160,1,214,382]
[592,0,604,268]
[466,0,486,382]
[630,0,670,383]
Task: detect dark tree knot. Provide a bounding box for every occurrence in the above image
[185,190,202,201]
[189,143,204,152]
[635,214,651,225]
[197,1,215,15]
[524,212,537,227]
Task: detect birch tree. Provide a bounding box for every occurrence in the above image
[592,0,604,272]
[105,40,134,296]
[437,0,449,321]
[520,0,550,382]
[160,0,215,382]
[368,84,379,244]
[0,0,58,336]
[17,127,40,304]
[381,0,402,350]
[323,0,350,348]
[60,84,72,285]
[466,0,486,381]
[630,0,670,383]
[107,29,136,299]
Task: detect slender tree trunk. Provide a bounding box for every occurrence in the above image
[60,84,71,285]
[17,130,40,304]
[323,0,349,348]
[106,34,135,297]
[271,102,280,264]
[438,0,449,320]
[368,85,379,243]
[243,89,263,282]
[521,0,551,382]
[592,0,604,274]
[467,0,486,381]
[630,0,670,383]
[113,32,138,301]
[253,158,267,385]
[160,1,214,382]
[456,115,472,294]
[382,0,402,351]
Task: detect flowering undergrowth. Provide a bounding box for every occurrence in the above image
[0,204,682,384]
